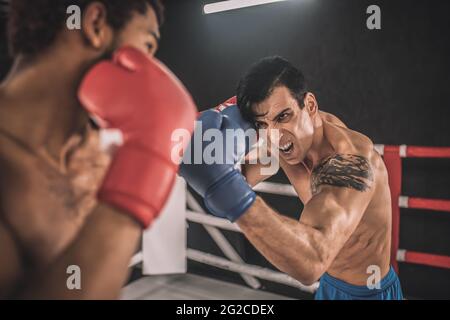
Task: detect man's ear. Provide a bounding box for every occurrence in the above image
[81,2,113,50]
[303,93,318,116]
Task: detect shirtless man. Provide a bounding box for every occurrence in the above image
[0,0,197,299]
[180,57,404,300]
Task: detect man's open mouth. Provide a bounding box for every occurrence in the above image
[279,142,294,154]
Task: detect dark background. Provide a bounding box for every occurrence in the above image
[1,0,449,299]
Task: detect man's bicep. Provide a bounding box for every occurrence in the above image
[0,221,24,298]
[299,187,373,270]
[302,187,371,236]
[300,154,375,251]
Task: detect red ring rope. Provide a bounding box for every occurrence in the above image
[406,197,450,213]
[402,251,450,269]
[382,145,450,272]
[406,146,450,158]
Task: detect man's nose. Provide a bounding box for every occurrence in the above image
[267,121,279,131]
[264,129,281,149]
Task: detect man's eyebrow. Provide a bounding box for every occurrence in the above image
[149,30,161,43]
[271,108,290,121]
[254,107,291,120]
[254,111,269,119]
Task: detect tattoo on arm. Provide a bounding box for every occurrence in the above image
[311,154,374,195]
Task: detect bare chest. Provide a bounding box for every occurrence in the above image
[0,136,110,267]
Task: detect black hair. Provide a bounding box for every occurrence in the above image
[237,56,307,122]
[6,0,164,56]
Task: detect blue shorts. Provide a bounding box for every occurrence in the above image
[315,267,403,300]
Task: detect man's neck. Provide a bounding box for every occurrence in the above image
[0,49,91,160]
[304,115,335,170]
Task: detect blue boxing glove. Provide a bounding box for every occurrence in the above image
[216,96,254,132]
[215,96,256,160]
[220,105,254,131]
[179,110,256,222]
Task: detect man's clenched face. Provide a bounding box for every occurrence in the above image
[253,86,314,165]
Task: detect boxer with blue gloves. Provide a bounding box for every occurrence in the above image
[181,56,403,300]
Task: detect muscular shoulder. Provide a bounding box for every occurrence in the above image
[320,111,348,128]
[311,153,375,195]
[311,122,380,195]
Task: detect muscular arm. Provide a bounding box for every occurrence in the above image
[236,154,374,285]
[19,204,140,299]
[0,204,140,300]
[242,158,278,187]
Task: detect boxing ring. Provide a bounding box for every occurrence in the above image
[377,145,450,272]
[126,143,450,299]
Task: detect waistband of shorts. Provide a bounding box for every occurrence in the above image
[320,266,398,297]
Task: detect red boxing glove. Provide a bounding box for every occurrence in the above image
[78,47,197,228]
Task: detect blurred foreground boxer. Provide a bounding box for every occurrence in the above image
[181,57,403,300]
[0,1,197,299]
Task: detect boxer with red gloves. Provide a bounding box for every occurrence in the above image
[0,1,198,299]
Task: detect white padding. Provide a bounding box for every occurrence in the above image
[398,196,409,208]
[374,144,385,156]
[142,177,187,275]
[396,249,406,262]
[99,128,123,151]
[399,144,408,158]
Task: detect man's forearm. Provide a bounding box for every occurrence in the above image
[19,204,141,299]
[236,197,328,284]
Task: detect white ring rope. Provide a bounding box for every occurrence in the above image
[254,182,298,197]
[129,251,143,268]
[187,249,319,294]
[187,210,241,233]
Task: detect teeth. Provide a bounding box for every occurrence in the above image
[279,142,293,152]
